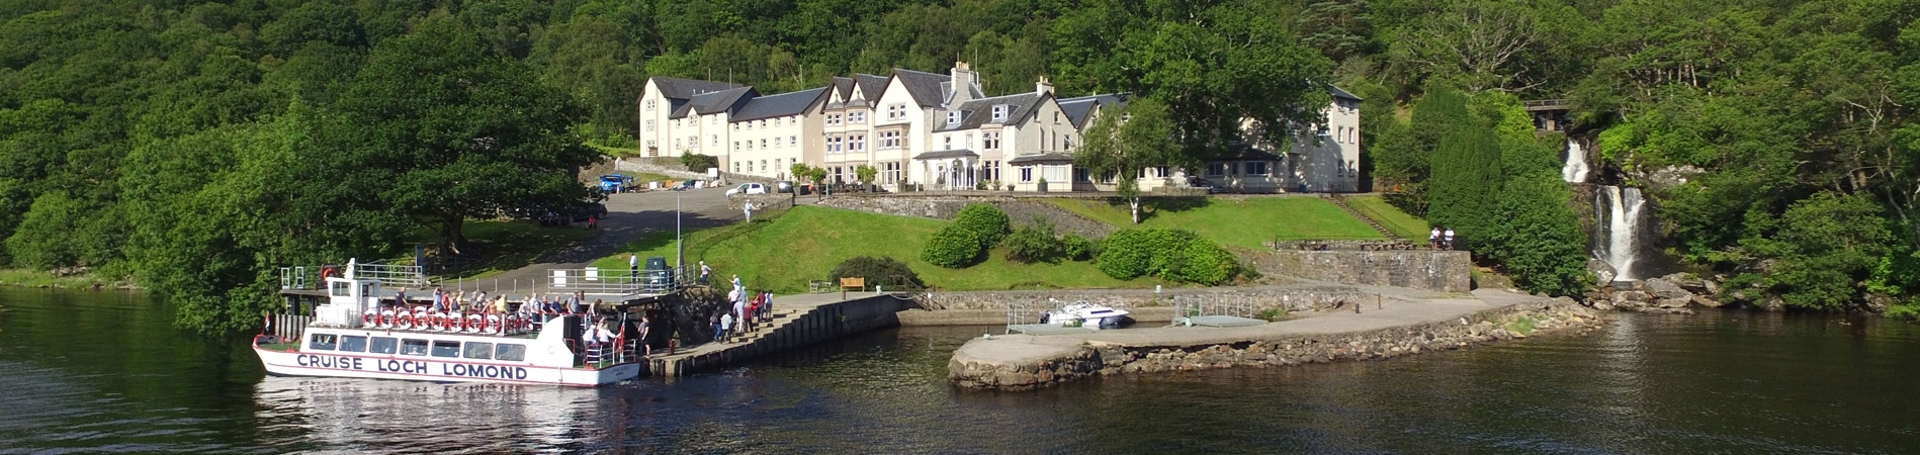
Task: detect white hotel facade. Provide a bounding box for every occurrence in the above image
[636,62,1361,193]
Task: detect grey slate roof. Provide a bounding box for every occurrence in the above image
[1007,152,1076,164]
[936,92,1048,132]
[1328,84,1362,101]
[853,74,889,99]
[1057,93,1129,129]
[650,77,743,100]
[911,149,981,160]
[684,86,759,117]
[733,87,829,121]
[894,69,958,107]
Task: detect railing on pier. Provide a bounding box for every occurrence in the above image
[1523,99,1570,111]
[544,264,700,295]
[1170,295,1259,326]
[1005,299,1064,334]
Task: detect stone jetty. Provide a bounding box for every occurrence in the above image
[948,289,1605,390]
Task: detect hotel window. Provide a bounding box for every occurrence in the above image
[1020,167,1033,182]
[828,136,843,153]
[850,134,866,151]
[711,135,718,146]
[943,135,953,149]
[992,105,1008,122]
[1207,163,1227,177]
[733,162,740,173]
[674,138,682,149]
[674,119,681,128]
[790,136,797,147]
[887,104,906,120]
[645,120,655,131]
[984,132,1000,149]
[946,111,961,126]
[965,133,974,149]
[1246,161,1269,176]
[733,141,740,152]
[733,123,740,131]
[852,111,866,123]
[828,114,842,125]
[760,139,767,149]
[760,160,767,172]
[645,99,656,111]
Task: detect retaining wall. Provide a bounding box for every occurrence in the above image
[925,285,1373,313]
[1245,250,1472,293]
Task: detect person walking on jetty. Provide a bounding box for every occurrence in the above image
[718,312,734,343]
[710,313,723,342]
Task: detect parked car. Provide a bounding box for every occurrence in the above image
[725,182,768,196]
[641,256,674,292]
[669,179,705,191]
[598,174,634,193]
[774,181,794,193]
[1188,177,1220,194]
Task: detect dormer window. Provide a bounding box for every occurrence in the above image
[946,111,961,126]
[992,105,1008,122]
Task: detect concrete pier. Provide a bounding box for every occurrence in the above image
[648,292,914,377]
[948,289,1607,390]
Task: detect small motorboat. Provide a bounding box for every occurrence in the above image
[1039,300,1130,329]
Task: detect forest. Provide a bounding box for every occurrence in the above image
[3,0,1920,333]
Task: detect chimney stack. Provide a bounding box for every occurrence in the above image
[949,61,977,107]
[1036,76,1053,96]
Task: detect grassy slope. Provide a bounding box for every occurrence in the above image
[1044,197,1387,248]
[592,206,1145,294]
[1346,195,1431,240]
[409,220,596,279]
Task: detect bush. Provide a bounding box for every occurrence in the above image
[1097,229,1157,279]
[921,225,984,268]
[953,203,1010,246]
[1004,218,1063,264]
[1176,238,1239,285]
[680,153,718,172]
[1097,228,1238,284]
[1062,233,1097,261]
[828,256,923,288]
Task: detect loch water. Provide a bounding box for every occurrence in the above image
[2,287,1917,454]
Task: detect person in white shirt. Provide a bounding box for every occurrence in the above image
[1443,227,1456,250]
[629,253,639,278]
[719,313,734,342]
[1429,227,1441,250]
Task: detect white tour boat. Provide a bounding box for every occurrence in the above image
[1039,300,1131,329]
[253,264,643,387]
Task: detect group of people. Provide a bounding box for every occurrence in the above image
[386,287,603,320]
[710,274,773,343]
[1428,227,1457,250]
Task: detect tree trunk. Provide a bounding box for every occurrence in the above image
[441,214,465,255]
[1130,198,1141,224]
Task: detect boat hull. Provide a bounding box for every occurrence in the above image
[254,346,641,387]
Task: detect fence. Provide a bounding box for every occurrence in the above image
[278,259,425,290]
[1005,299,1066,333]
[543,264,701,295]
[1170,295,1260,326]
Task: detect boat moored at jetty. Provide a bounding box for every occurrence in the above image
[1040,300,1131,330]
[253,260,643,386]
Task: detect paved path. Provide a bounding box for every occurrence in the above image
[462,188,740,293]
[952,288,1538,366]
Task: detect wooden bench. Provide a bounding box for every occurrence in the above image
[839,277,866,298]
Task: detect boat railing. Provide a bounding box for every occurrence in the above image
[351,260,428,287]
[1170,295,1258,326]
[544,264,699,295]
[1005,299,1066,333]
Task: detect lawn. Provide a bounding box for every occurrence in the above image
[1044,196,1387,248]
[592,205,1150,294]
[1346,196,1430,240]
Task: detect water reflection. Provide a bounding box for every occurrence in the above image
[253,377,609,452]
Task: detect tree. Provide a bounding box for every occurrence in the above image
[333,16,596,254]
[1075,98,1181,224]
[855,164,878,184]
[1425,112,1503,252]
[1485,172,1592,296]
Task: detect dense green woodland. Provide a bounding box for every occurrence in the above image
[4,0,1920,333]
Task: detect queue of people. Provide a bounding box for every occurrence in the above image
[710,274,774,344]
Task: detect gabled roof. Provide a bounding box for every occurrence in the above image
[830,77,855,101]
[893,69,956,107]
[852,74,889,99]
[1057,93,1129,129]
[936,92,1049,132]
[650,76,743,100]
[1328,84,1362,102]
[733,87,829,121]
[687,87,758,116]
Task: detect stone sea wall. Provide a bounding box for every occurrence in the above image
[948,299,1604,390]
[1244,249,1473,293]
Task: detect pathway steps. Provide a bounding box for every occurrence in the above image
[1322,193,1400,239]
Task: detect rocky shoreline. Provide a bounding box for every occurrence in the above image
[949,298,1605,390]
[1589,272,1722,314]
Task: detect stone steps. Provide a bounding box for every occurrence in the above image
[1322,194,1399,240]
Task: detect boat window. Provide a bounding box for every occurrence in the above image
[400,339,429,356]
[308,333,337,351]
[495,344,526,361]
[370,337,398,354]
[430,340,461,358]
[463,342,493,360]
[339,335,368,352]
[330,281,351,297]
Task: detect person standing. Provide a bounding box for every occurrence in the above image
[586,214,598,230]
[1429,227,1441,250]
[699,261,711,285]
[1443,227,1456,250]
[743,200,754,222]
[732,292,748,333]
[710,313,723,342]
[731,274,742,291]
[637,316,652,356]
[629,253,639,278]
[719,312,734,343]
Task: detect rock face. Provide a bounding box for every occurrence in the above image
[949,301,1606,390]
[1587,272,1722,314]
[1246,250,1474,293]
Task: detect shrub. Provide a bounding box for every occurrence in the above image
[828,256,923,288]
[921,225,984,268]
[953,203,1011,246]
[1145,229,1200,279]
[1062,233,1097,261]
[1097,229,1157,279]
[680,153,718,172]
[1176,238,1239,285]
[1005,218,1063,264]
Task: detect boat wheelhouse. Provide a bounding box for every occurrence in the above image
[253,260,643,386]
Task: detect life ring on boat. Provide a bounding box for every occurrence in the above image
[430,312,448,332]
[395,312,414,330]
[363,312,377,327]
[502,315,519,334]
[488,315,504,334]
[380,310,397,328]
[465,314,484,333]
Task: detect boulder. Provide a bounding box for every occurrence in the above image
[1655,297,1691,308]
[1644,278,1692,299]
[1690,295,1722,308]
[1611,290,1652,304]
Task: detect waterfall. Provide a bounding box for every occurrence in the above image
[1594,185,1647,282]
[1562,139,1590,183]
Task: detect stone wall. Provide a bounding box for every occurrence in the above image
[728,193,795,212]
[948,299,1604,390]
[1245,250,1472,293]
[925,285,1371,313]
